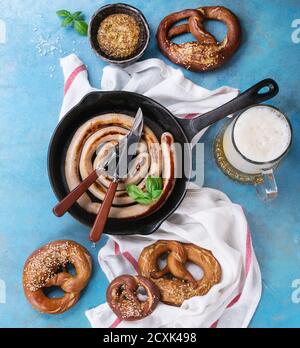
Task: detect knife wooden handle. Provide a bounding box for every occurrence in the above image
[89,180,118,243]
[53,169,99,217]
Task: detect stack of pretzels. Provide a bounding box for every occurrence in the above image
[106,240,221,320]
[157,6,241,71]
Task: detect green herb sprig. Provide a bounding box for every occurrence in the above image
[56,10,88,36]
[126,176,163,205]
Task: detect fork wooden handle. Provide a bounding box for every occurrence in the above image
[89,180,118,243]
[53,169,98,217]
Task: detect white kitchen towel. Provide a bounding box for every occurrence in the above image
[60,54,239,143]
[59,54,261,328]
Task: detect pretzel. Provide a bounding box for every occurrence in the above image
[157,6,241,71]
[65,113,176,219]
[138,240,221,306]
[106,275,160,321]
[23,240,92,314]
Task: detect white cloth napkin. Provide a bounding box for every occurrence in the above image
[59,54,261,328]
[60,54,239,143]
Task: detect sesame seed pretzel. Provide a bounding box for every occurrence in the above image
[138,240,222,306]
[23,240,92,314]
[106,275,160,321]
[157,6,241,71]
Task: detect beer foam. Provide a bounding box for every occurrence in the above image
[233,106,291,162]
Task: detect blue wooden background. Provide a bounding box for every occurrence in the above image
[0,0,300,328]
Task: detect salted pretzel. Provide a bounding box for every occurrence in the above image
[106,275,160,321]
[138,240,221,306]
[23,240,92,314]
[157,6,241,71]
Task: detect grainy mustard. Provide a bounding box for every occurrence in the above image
[97,13,140,59]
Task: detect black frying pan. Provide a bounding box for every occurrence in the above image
[48,79,278,235]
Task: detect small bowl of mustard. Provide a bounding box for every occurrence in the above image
[89,3,150,65]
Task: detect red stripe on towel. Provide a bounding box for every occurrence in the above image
[114,241,121,255]
[123,252,139,273]
[183,113,200,120]
[210,294,242,328]
[227,294,242,308]
[64,64,86,95]
[210,320,219,328]
[114,242,139,272]
[109,317,122,328]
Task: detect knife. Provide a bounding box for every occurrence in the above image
[89,108,144,243]
[52,120,135,218]
[52,146,118,217]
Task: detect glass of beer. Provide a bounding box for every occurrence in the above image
[214,105,292,200]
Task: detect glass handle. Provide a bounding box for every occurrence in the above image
[255,168,278,201]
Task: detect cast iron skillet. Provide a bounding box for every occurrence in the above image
[48,79,278,235]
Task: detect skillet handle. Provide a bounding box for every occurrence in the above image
[191,79,279,133]
[53,169,98,217]
[89,180,118,243]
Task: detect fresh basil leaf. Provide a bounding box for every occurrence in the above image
[74,20,88,36]
[146,176,154,194]
[126,185,153,205]
[135,197,153,205]
[56,10,71,18]
[126,177,163,205]
[126,185,145,200]
[72,11,83,20]
[146,176,162,194]
[152,190,163,199]
[61,16,74,27]
[142,192,152,199]
[155,177,163,190]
